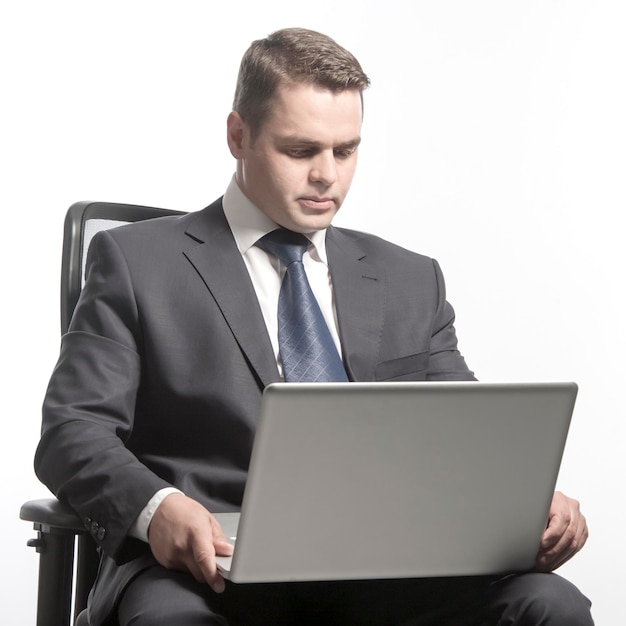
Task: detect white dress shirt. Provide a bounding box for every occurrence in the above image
[129,175,341,541]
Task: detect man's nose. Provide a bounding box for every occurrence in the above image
[309,151,337,186]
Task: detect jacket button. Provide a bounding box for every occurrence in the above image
[90,521,99,536]
[84,517,92,530]
[97,527,106,541]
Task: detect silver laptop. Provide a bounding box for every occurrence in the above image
[215,381,576,583]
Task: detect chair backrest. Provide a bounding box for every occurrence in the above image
[61,201,185,332]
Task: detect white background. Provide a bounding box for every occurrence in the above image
[2,1,624,623]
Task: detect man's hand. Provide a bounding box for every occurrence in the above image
[147,492,234,593]
[535,490,588,572]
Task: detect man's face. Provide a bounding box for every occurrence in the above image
[228,83,363,233]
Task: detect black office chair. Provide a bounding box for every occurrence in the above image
[21,201,185,626]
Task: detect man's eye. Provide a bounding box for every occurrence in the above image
[334,147,357,159]
[289,149,313,158]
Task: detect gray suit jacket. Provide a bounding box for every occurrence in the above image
[35,198,474,624]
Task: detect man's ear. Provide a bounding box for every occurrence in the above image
[226,111,246,158]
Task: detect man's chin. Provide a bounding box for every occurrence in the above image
[285,209,338,233]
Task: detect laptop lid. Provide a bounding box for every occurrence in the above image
[215,381,576,583]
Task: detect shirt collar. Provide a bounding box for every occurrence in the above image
[222,175,329,264]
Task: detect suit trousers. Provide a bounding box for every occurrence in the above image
[115,565,593,626]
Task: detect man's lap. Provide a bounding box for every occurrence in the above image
[113,563,593,626]
[480,572,594,625]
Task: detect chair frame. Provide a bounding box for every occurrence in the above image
[21,201,184,626]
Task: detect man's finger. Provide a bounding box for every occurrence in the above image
[192,535,226,593]
[210,516,234,556]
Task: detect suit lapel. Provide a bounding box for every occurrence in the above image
[326,227,385,381]
[181,205,385,386]
[183,201,281,388]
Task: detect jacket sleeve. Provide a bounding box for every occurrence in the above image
[425,258,476,381]
[35,229,171,563]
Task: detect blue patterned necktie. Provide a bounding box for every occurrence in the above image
[258,229,349,382]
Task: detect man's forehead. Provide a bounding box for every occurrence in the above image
[272,82,363,109]
[262,84,363,136]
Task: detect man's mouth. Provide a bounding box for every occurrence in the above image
[298,197,335,211]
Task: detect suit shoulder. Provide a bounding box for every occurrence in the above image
[329,225,436,266]
[100,198,223,247]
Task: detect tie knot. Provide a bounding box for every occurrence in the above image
[258,229,310,266]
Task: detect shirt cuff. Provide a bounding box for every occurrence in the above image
[128,487,183,542]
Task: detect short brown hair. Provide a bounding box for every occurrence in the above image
[233,27,370,136]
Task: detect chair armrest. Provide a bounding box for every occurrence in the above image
[21,498,95,626]
[21,497,85,533]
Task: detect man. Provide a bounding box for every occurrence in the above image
[36,28,592,625]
